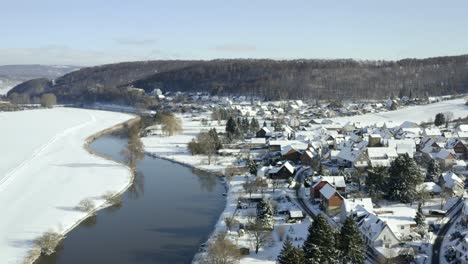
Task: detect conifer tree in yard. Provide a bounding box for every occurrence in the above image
[225,116,237,134]
[426,159,440,182]
[386,154,424,203]
[263,120,267,127]
[303,215,338,263]
[415,203,426,227]
[256,198,273,229]
[241,117,250,133]
[434,113,445,126]
[339,216,365,264]
[278,239,305,264]
[250,117,260,133]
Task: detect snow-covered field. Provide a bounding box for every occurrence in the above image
[332,98,468,126]
[142,113,236,172]
[0,108,134,263]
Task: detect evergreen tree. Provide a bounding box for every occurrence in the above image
[225,116,237,134]
[426,159,440,182]
[434,113,445,126]
[278,239,304,264]
[366,166,388,200]
[415,203,427,237]
[339,216,365,264]
[414,203,426,227]
[263,120,267,127]
[303,215,338,263]
[250,117,260,133]
[386,154,424,203]
[256,198,273,229]
[273,119,283,132]
[241,117,250,133]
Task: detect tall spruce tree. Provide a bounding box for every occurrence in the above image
[250,117,260,133]
[414,203,426,227]
[277,239,305,264]
[426,159,440,182]
[339,216,365,264]
[434,113,446,126]
[303,215,338,263]
[256,198,273,229]
[240,117,249,133]
[386,154,424,203]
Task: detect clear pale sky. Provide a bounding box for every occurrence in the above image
[1,0,468,66]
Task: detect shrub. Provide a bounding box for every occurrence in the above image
[102,191,122,205]
[33,231,64,256]
[75,198,95,213]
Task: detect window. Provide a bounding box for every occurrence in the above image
[400,226,404,230]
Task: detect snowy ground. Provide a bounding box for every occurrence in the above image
[332,98,468,126]
[142,113,236,172]
[0,108,134,263]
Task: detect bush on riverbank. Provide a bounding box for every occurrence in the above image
[102,191,122,206]
[33,231,64,256]
[75,198,95,213]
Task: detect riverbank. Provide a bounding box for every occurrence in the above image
[0,108,134,264]
[28,116,141,264]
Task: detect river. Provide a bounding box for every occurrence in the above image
[37,132,225,264]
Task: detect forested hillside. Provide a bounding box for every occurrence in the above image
[8,55,468,102]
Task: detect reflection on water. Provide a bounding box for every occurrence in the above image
[36,133,225,264]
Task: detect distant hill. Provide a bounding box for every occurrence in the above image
[0,65,79,95]
[8,55,468,102]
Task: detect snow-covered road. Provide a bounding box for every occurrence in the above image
[332,98,468,126]
[0,108,134,263]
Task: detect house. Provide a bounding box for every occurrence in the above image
[287,210,305,223]
[336,147,369,168]
[366,147,398,167]
[454,234,468,264]
[353,207,401,260]
[434,149,457,169]
[368,134,382,147]
[312,176,346,193]
[447,139,468,160]
[339,198,374,223]
[281,145,301,163]
[387,139,416,158]
[462,199,468,227]
[300,149,318,167]
[439,171,465,196]
[318,183,344,214]
[256,127,272,138]
[268,161,295,180]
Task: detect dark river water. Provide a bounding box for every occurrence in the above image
[37,133,225,264]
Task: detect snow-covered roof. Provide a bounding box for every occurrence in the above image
[417,182,442,193]
[337,147,363,163]
[425,127,442,136]
[288,210,304,218]
[319,183,337,199]
[442,171,463,189]
[367,147,398,159]
[312,176,346,188]
[343,198,374,214]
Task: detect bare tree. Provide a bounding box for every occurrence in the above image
[224,217,238,233]
[248,219,271,254]
[34,231,64,256]
[242,180,258,198]
[40,93,57,108]
[121,122,144,171]
[75,198,95,213]
[161,114,183,136]
[201,232,240,264]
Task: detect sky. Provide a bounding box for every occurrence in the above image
[1,0,468,66]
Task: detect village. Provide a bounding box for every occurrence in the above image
[139,92,468,264]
